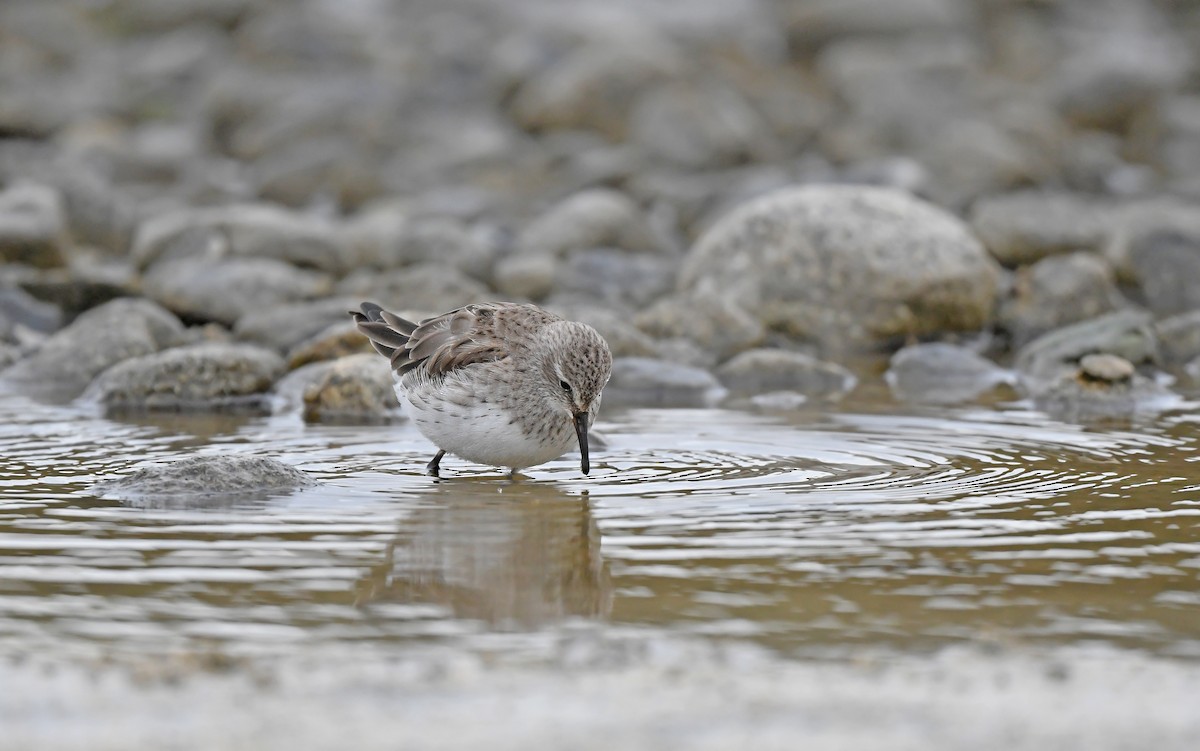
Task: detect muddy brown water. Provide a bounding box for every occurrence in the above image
[2,386,1198,665]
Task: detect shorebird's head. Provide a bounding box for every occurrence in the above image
[537,321,613,475]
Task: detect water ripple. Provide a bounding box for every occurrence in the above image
[0,394,1196,658]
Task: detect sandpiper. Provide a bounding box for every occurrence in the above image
[351,301,612,477]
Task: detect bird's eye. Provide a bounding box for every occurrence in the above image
[559,380,572,394]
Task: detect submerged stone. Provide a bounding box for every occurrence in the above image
[887,342,1013,405]
[717,348,856,400]
[93,455,315,501]
[1015,310,1159,384]
[1033,364,1176,422]
[604,357,727,408]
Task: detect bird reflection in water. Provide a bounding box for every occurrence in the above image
[356,480,611,628]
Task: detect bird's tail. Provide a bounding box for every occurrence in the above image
[350,302,417,361]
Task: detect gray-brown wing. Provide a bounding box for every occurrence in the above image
[351,302,547,379]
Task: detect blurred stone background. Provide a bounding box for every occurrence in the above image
[1,0,1199,417]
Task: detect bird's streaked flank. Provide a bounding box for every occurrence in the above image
[351,302,612,477]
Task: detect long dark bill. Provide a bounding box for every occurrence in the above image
[573,411,591,475]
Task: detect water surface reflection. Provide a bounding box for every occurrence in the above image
[0,392,1197,661]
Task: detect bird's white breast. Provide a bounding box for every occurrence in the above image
[395,377,574,470]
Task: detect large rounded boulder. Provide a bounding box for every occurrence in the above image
[679,186,1001,351]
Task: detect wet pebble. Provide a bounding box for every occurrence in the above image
[1155,310,1200,366]
[234,297,364,353]
[273,353,400,423]
[335,263,487,313]
[634,294,763,362]
[0,285,62,336]
[1015,310,1159,384]
[1078,353,1135,384]
[87,342,284,412]
[969,191,1107,267]
[6,257,139,318]
[143,256,332,326]
[717,348,856,401]
[603,357,727,408]
[93,454,315,502]
[555,248,676,310]
[493,254,557,300]
[629,80,772,168]
[1,297,186,398]
[286,321,372,369]
[886,342,1013,405]
[1127,230,1200,317]
[1033,362,1176,421]
[0,183,67,268]
[785,0,971,50]
[131,204,348,273]
[519,189,665,258]
[1052,20,1191,129]
[510,37,682,138]
[1103,198,1200,282]
[997,252,1126,348]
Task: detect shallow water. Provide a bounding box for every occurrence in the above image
[2,387,1198,665]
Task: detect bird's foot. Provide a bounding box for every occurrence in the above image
[426,449,446,477]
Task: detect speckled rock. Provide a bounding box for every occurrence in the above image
[629,80,774,168]
[784,0,973,50]
[1127,230,1200,317]
[53,171,138,255]
[286,321,372,369]
[273,354,400,423]
[969,192,1108,267]
[234,297,365,353]
[680,186,1001,351]
[1015,310,1159,384]
[493,254,558,300]
[1052,20,1191,128]
[131,204,348,273]
[1155,311,1200,366]
[554,249,676,310]
[0,183,67,268]
[604,357,727,408]
[335,263,488,313]
[997,252,1127,349]
[6,257,139,318]
[143,256,332,326]
[716,349,856,400]
[1,298,185,399]
[1104,198,1200,282]
[886,343,1013,405]
[93,455,315,502]
[0,285,61,336]
[634,294,764,362]
[510,36,683,138]
[87,342,284,412]
[340,209,494,279]
[519,189,665,258]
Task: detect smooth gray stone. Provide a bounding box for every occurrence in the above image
[604,357,727,408]
[86,342,285,412]
[93,455,315,503]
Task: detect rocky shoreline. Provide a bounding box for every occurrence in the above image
[2,0,1199,428]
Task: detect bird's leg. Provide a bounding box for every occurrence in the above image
[426,449,446,477]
